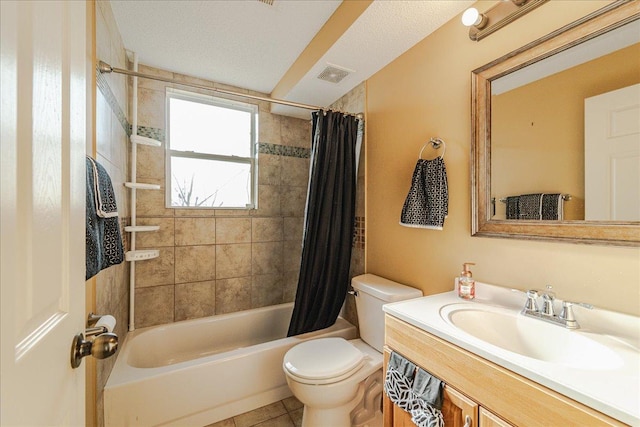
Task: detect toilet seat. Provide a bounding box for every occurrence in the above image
[283,337,365,385]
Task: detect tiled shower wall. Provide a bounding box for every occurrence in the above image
[131,65,312,328]
[94,1,130,426]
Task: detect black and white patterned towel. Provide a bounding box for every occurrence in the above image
[86,156,124,280]
[384,352,445,427]
[399,157,448,230]
[507,193,563,220]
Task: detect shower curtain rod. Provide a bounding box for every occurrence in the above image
[98,61,363,118]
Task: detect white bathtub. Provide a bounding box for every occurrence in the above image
[104,303,357,427]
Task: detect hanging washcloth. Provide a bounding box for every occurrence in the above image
[86,156,124,280]
[384,352,445,427]
[542,193,563,220]
[384,351,417,411]
[410,368,445,427]
[400,157,448,230]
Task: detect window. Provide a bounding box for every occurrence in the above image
[166,89,258,209]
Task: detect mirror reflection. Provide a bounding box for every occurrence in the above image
[490,19,640,222]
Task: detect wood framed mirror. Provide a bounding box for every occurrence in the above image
[471,0,640,246]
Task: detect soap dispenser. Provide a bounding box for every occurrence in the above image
[458,262,476,300]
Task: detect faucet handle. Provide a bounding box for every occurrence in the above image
[541,285,556,316]
[559,301,594,329]
[524,289,539,312]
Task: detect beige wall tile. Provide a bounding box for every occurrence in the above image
[280,157,309,187]
[216,217,251,244]
[251,274,283,308]
[280,186,307,217]
[136,144,165,181]
[135,217,175,248]
[175,208,217,217]
[216,277,251,314]
[281,116,310,148]
[216,244,251,279]
[175,245,215,284]
[283,217,304,242]
[252,242,283,275]
[254,185,281,217]
[258,154,281,186]
[282,271,299,303]
[135,248,174,287]
[258,112,281,145]
[252,217,283,242]
[136,178,174,217]
[175,280,215,321]
[135,285,174,328]
[283,240,302,273]
[137,87,165,129]
[175,217,216,246]
[138,64,174,92]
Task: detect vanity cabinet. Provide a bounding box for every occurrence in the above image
[385,381,481,427]
[383,314,626,427]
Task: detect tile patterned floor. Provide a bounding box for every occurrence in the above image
[205,397,303,427]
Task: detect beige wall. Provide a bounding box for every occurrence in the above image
[132,65,311,328]
[492,43,640,220]
[366,1,640,316]
[94,1,130,426]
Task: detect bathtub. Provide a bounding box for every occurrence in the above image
[104,302,357,427]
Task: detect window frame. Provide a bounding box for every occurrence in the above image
[165,88,258,209]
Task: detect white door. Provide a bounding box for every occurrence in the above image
[585,83,640,221]
[1,1,88,425]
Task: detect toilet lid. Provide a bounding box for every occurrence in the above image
[283,338,364,381]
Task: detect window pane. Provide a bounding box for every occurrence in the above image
[170,156,252,208]
[169,97,252,157]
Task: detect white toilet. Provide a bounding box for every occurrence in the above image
[283,274,423,427]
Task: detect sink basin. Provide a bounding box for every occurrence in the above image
[440,303,623,370]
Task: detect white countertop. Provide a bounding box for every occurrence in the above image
[382,282,640,426]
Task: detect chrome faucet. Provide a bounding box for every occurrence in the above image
[520,285,593,329]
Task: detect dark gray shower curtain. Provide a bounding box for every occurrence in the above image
[287,110,359,336]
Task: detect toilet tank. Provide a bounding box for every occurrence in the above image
[351,274,423,352]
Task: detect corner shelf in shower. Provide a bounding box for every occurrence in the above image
[124,225,160,233]
[124,182,161,190]
[125,249,160,262]
[130,134,162,147]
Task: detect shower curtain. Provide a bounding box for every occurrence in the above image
[287,110,361,336]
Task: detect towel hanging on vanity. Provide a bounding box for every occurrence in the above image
[384,352,445,427]
[86,156,124,280]
[399,140,448,230]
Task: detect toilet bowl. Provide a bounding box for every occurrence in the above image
[284,338,381,427]
[283,274,423,427]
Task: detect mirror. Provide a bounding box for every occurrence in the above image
[471,1,640,246]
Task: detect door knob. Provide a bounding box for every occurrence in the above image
[70,332,118,369]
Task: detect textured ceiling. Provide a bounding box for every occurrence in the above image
[109,0,474,118]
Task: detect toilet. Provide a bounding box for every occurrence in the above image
[283,274,423,427]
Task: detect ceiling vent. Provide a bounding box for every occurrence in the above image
[257,0,274,5]
[317,64,353,84]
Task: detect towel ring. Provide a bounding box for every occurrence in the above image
[419,137,446,160]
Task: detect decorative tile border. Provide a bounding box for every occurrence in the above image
[353,216,365,249]
[133,125,166,143]
[259,143,310,159]
[96,67,130,135]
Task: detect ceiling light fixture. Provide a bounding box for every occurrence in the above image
[462,0,548,41]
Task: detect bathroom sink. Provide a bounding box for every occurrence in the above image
[440,303,623,370]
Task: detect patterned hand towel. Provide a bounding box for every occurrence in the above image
[400,157,448,230]
[542,193,563,220]
[384,352,445,427]
[86,156,124,280]
[518,193,544,220]
[506,196,520,220]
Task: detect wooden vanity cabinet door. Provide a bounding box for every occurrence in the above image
[385,385,479,427]
[442,385,479,427]
[479,407,515,427]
